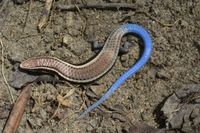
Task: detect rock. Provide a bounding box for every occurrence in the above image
[161,84,200,132]
[9,63,60,89]
[128,123,166,133]
[111,113,126,122]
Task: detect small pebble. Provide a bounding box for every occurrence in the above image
[13,0,26,4]
[113,104,127,111]
[194,41,200,51]
[120,54,130,68]
[62,34,73,46]
[111,113,126,122]
[108,0,120,3]
[156,70,170,80]
[128,123,166,133]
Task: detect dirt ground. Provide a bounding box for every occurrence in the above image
[0,0,200,132]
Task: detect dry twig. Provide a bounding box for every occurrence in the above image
[56,3,137,11]
[3,84,32,133]
[56,3,180,27]
[38,0,54,32]
[23,0,33,32]
[0,39,14,103]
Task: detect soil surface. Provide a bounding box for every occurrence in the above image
[0,0,200,133]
